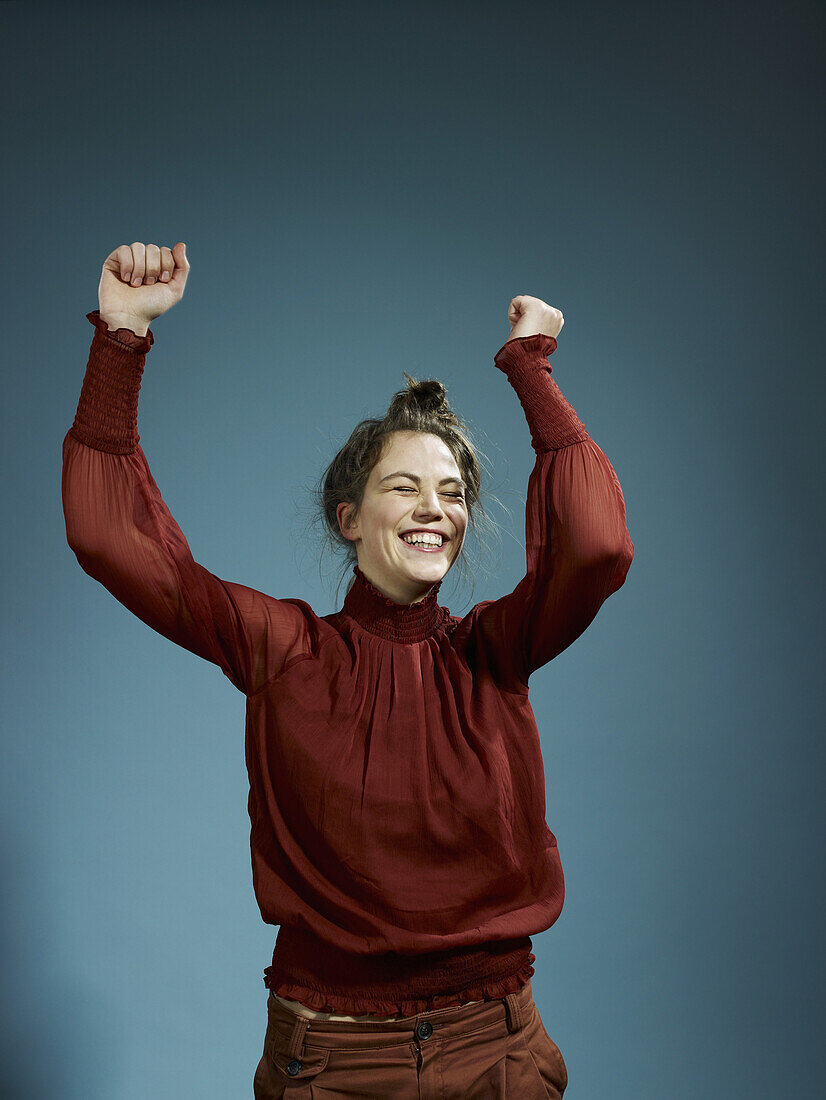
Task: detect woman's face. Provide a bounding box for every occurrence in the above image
[337,430,468,605]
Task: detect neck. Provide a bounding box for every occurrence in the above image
[357,563,438,606]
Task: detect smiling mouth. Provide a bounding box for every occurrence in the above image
[398,535,446,553]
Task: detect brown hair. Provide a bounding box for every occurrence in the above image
[306,372,504,608]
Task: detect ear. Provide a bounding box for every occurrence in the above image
[337,501,358,541]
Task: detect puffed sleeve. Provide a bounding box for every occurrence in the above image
[61,311,314,696]
[471,332,634,691]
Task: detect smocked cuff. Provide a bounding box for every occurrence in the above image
[494,333,589,453]
[68,311,154,453]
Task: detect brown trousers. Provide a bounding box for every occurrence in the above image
[253,977,567,1098]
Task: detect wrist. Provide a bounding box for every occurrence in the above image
[99,312,149,337]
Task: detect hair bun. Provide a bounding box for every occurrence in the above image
[395,371,459,425]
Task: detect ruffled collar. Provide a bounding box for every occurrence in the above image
[341,565,447,643]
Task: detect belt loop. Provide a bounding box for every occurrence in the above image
[503,991,524,1034]
[287,1014,311,1060]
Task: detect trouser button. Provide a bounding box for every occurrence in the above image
[416,1021,433,1039]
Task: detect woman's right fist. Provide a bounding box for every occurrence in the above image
[98,241,190,329]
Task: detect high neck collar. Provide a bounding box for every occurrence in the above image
[342,565,447,643]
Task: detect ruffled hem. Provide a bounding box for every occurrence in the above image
[86,309,154,353]
[263,953,535,1016]
[492,331,557,363]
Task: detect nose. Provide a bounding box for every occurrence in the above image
[412,488,444,520]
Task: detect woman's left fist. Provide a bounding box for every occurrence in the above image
[506,295,564,342]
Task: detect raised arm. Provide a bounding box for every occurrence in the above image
[62,247,313,696]
[471,302,634,692]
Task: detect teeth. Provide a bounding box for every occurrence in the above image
[402,534,442,546]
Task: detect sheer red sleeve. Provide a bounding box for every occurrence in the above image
[62,311,313,695]
[473,333,635,691]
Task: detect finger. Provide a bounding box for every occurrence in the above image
[159,245,174,282]
[117,244,133,283]
[130,242,146,286]
[144,243,161,284]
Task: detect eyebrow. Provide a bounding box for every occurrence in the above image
[379,471,467,490]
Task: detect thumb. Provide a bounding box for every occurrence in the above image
[169,241,190,290]
[508,295,527,323]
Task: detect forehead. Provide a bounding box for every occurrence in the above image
[373,431,459,477]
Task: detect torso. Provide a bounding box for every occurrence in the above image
[273,992,482,1022]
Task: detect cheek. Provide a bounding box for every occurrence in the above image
[371,502,404,539]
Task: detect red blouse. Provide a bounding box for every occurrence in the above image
[62,310,634,1015]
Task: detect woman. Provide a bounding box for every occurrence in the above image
[62,241,634,1098]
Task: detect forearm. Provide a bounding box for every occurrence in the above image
[69,311,154,453]
[493,333,588,453]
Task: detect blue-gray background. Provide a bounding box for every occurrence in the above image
[2,1,823,1096]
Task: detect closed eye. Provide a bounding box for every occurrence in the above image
[394,487,464,498]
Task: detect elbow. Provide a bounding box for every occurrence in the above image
[603,534,634,594]
[63,517,93,560]
[62,491,103,560]
[602,523,634,569]
[583,535,633,572]
[64,518,84,557]
[65,532,108,581]
[66,540,97,575]
[577,536,633,598]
